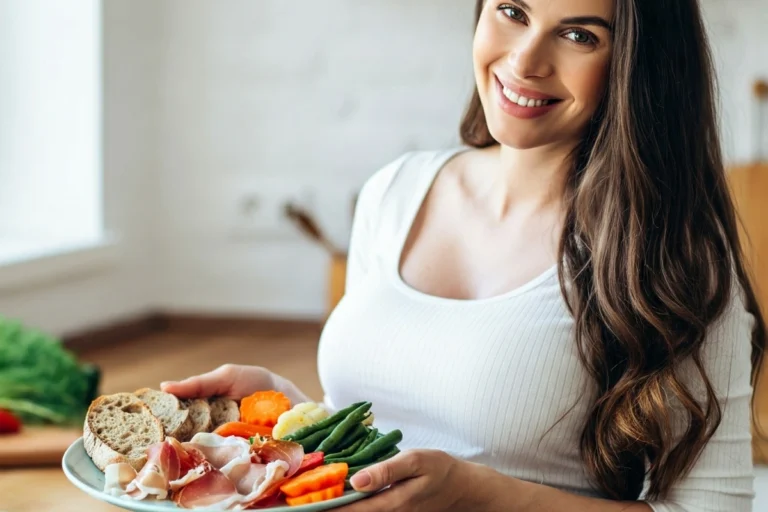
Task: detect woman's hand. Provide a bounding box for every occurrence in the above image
[336,449,496,512]
[160,364,277,400]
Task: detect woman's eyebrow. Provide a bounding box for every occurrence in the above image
[508,0,614,32]
[560,15,613,31]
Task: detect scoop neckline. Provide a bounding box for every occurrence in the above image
[388,147,559,306]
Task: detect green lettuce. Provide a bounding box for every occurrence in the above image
[0,317,100,426]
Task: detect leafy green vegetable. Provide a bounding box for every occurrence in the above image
[0,316,100,426]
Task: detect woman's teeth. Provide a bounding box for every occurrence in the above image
[502,86,554,107]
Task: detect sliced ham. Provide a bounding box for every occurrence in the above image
[185,433,253,477]
[102,432,301,509]
[125,439,182,500]
[251,437,304,477]
[174,460,289,510]
[103,463,137,497]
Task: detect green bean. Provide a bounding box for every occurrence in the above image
[284,401,366,442]
[315,402,372,454]
[324,429,402,466]
[325,425,368,458]
[295,423,336,452]
[346,447,401,476]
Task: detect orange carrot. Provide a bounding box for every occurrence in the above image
[279,462,349,498]
[213,421,273,439]
[285,483,345,506]
[240,390,291,427]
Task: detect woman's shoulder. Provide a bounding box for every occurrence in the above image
[356,146,471,212]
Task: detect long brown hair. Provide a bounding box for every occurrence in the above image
[462,0,766,501]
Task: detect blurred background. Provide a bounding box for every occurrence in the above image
[0,1,766,511]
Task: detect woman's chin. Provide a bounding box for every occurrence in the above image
[488,128,552,150]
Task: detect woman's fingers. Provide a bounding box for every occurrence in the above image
[160,364,241,398]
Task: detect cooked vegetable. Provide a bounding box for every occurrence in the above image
[239,390,291,427]
[347,446,400,476]
[279,462,349,498]
[0,409,22,434]
[295,452,325,476]
[326,425,368,458]
[0,317,100,426]
[283,401,365,442]
[295,423,337,452]
[272,401,329,440]
[285,482,345,506]
[213,421,273,438]
[325,429,402,466]
[315,402,372,454]
[327,427,374,459]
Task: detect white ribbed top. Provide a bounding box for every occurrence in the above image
[316,149,756,512]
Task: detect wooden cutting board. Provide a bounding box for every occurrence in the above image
[0,426,81,467]
[728,162,768,464]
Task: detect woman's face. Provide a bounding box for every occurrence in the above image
[473,0,615,150]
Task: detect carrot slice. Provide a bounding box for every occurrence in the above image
[240,390,291,427]
[213,421,273,438]
[279,462,348,498]
[285,483,345,506]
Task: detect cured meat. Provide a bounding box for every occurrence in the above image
[102,433,301,509]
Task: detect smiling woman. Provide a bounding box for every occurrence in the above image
[164,1,766,511]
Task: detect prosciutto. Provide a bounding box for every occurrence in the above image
[102,433,303,509]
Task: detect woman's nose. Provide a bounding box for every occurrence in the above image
[507,34,554,80]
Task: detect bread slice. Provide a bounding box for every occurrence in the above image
[182,398,212,440]
[208,397,240,430]
[83,393,164,472]
[134,388,193,440]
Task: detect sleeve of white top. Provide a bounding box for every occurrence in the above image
[344,153,409,295]
[645,284,757,512]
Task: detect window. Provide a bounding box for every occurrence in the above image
[0,0,111,286]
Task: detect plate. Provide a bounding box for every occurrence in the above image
[62,438,369,511]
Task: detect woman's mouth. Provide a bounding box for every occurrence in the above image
[501,86,558,108]
[494,77,562,119]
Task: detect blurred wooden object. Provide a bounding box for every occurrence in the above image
[0,427,80,467]
[327,254,347,317]
[729,162,768,464]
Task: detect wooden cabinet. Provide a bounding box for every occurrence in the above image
[728,163,768,464]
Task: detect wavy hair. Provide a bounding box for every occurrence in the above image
[461,0,766,500]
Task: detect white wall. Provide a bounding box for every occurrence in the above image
[703,0,768,164]
[152,0,476,318]
[2,1,765,335]
[0,0,160,335]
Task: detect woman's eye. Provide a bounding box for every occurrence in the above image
[564,30,597,45]
[499,5,526,22]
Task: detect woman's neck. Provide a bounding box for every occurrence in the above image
[466,143,573,221]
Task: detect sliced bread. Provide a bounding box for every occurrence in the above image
[83,392,165,472]
[208,397,240,429]
[182,398,212,439]
[134,388,193,440]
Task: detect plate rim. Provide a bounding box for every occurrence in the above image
[61,437,369,512]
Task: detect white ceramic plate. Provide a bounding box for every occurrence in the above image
[62,438,369,511]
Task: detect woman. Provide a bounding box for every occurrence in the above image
[162,0,766,510]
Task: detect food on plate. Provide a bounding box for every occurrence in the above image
[0,316,101,427]
[135,388,194,441]
[79,387,404,508]
[279,462,348,498]
[272,402,330,440]
[182,398,213,437]
[84,393,165,471]
[210,397,241,429]
[0,408,22,434]
[285,483,345,506]
[213,421,273,439]
[239,390,291,427]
